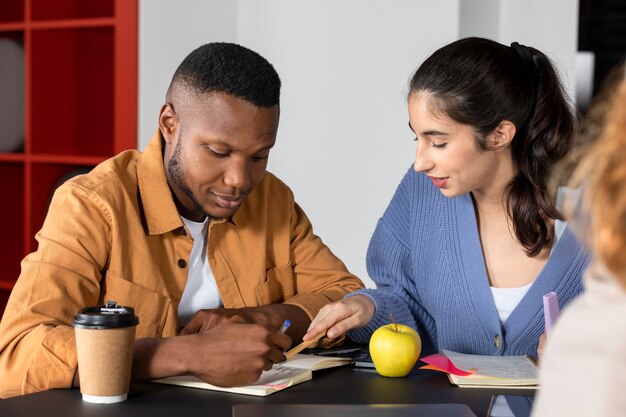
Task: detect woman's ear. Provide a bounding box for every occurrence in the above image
[488,120,516,150]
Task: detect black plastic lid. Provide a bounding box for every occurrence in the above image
[72,301,139,329]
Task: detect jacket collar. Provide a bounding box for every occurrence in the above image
[137,129,184,235]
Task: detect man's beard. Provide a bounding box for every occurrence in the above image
[168,139,211,219]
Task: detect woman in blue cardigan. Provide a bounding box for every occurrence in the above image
[305,37,590,358]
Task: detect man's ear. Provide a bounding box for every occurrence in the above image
[488,120,516,151]
[159,103,178,144]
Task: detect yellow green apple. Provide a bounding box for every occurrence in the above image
[369,323,421,377]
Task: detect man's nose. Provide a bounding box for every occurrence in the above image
[223,158,248,190]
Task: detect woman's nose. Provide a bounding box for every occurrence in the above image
[413,140,434,172]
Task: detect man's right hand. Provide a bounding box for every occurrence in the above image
[186,316,292,386]
[302,295,375,342]
[132,316,292,387]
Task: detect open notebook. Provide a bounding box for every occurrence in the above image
[152,354,353,396]
[441,350,539,389]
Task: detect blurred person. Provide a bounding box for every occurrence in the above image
[532,66,626,417]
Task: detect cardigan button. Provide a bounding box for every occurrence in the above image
[177,259,187,268]
[494,335,501,349]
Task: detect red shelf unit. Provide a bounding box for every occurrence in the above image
[0,0,138,316]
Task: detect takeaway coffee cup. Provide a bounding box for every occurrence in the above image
[73,301,139,403]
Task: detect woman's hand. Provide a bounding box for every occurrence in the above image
[303,295,375,341]
[537,331,547,359]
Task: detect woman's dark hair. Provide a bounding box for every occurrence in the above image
[409,37,574,256]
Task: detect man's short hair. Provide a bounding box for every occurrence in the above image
[170,42,281,107]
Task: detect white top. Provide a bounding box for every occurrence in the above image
[531,264,626,417]
[177,216,222,325]
[490,219,567,324]
[490,282,533,324]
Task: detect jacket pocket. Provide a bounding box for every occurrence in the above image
[100,272,170,338]
[254,262,295,305]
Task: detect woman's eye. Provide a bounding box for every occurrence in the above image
[413,136,446,149]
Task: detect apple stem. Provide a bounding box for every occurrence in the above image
[390,313,398,333]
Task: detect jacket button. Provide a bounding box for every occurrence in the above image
[177,259,187,268]
[178,227,187,236]
[494,335,501,348]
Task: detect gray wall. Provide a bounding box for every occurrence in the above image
[139,0,578,287]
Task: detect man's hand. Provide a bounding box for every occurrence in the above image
[180,307,281,335]
[133,316,292,387]
[185,316,292,386]
[303,295,375,342]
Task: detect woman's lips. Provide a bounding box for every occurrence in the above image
[429,176,448,188]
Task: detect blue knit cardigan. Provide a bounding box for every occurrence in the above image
[348,168,591,357]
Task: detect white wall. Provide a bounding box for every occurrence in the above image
[139,0,578,288]
[460,0,579,100]
[139,0,237,139]
[498,0,579,102]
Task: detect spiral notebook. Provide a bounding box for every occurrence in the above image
[152,354,353,396]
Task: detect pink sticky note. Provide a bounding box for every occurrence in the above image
[420,364,449,372]
[420,354,475,376]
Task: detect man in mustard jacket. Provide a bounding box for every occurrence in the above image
[0,42,363,398]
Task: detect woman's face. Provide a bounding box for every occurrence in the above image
[408,92,510,199]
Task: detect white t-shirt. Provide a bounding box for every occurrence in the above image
[490,282,533,324]
[177,216,222,325]
[490,219,566,324]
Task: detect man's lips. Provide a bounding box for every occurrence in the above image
[212,193,244,209]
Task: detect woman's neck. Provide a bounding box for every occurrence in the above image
[471,148,516,218]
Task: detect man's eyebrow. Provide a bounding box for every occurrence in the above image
[201,138,232,149]
[254,144,275,152]
[202,138,275,152]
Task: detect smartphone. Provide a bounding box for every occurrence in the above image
[486,395,534,417]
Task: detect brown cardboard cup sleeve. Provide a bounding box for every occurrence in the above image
[73,301,139,404]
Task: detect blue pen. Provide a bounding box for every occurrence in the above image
[279,320,291,333]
